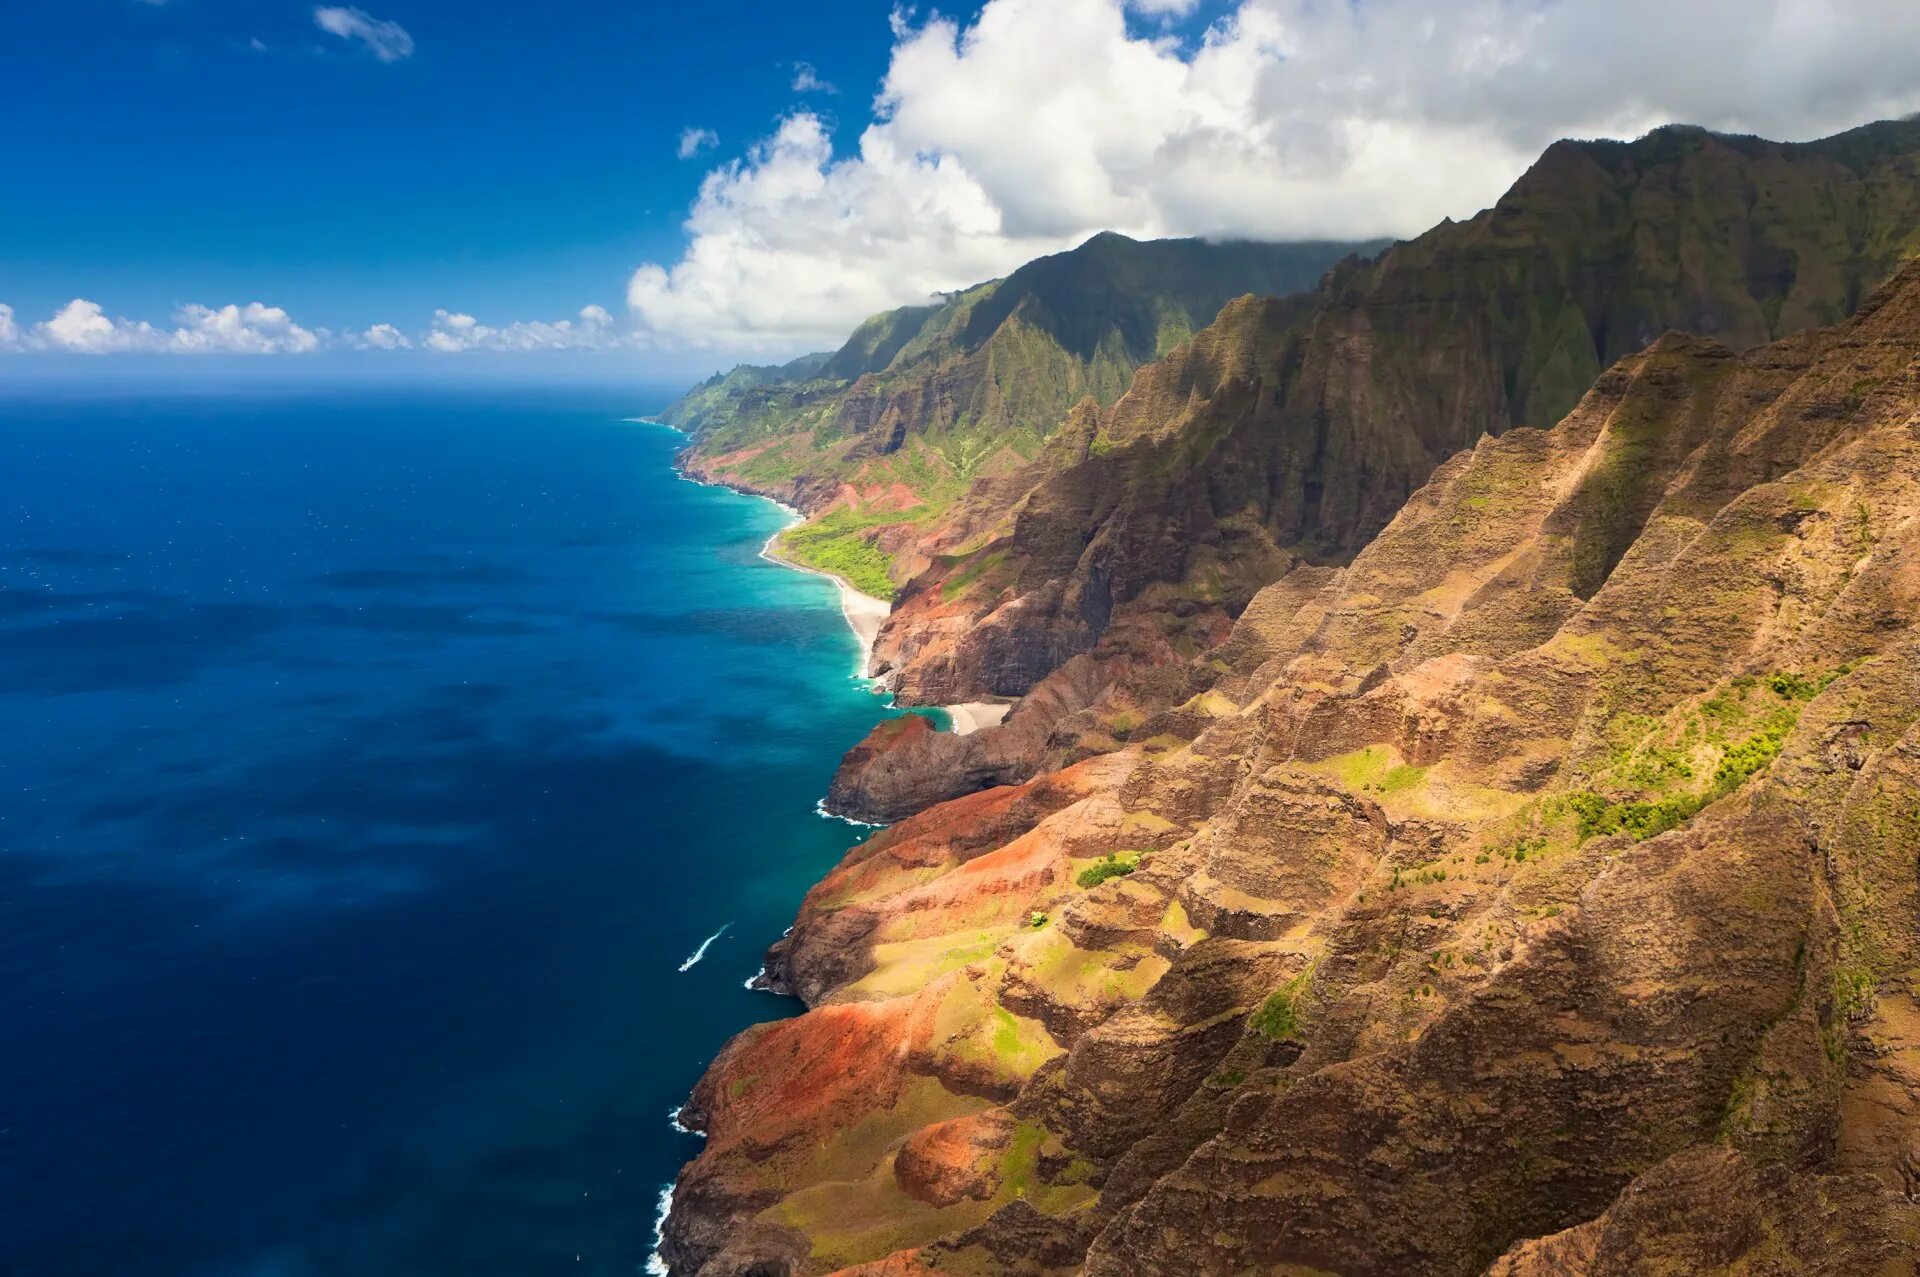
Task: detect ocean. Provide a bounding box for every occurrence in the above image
[0,385,904,1276]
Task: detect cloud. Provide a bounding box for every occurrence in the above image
[32,300,168,354]
[678,127,720,160]
[423,305,628,354]
[791,62,837,94]
[169,303,322,354]
[313,6,415,63]
[354,323,412,350]
[11,299,321,355]
[628,0,1920,352]
[0,301,633,357]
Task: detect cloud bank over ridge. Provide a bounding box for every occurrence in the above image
[627,0,1920,352]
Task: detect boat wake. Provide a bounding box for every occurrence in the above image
[678,923,730,972]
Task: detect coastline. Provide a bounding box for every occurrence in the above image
[646,422,1010,735]
[755,519,891,680]
[757,525,1010,734]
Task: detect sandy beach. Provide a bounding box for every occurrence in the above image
[943,701,1013,735]
[835,584,891,677]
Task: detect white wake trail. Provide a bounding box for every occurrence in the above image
[678,923,730,972]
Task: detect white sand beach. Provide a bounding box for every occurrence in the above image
[943,701,1013,735]
[836,585,891,677]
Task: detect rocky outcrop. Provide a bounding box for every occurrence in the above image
[661,257,1920,1276]
[825,655,1118,824]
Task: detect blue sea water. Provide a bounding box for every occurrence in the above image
[0,386,907,1276]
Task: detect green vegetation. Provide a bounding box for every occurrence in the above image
[776,504,932,601]
[1567,789,1710,842]
[1250,974,1309,1042]
[941,548,1008,602]
[1325,745,1430,797]
[1076,851,1142,890]
[1566,667,1850,844]
[995,1120,1049,1200]
[656,350,833,433]
[667,234,1384,562]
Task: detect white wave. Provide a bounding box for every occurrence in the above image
[668,1105,706,1138]
[645,1182,675,1276]
[678,923,730,972]
[814,796,884,829]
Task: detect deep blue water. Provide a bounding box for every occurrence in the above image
[0,386,905,1276]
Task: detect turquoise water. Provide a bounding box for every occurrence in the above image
[0,386,903,1275]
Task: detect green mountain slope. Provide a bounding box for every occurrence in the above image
[656,350,834,433]
[667,234,1386,547]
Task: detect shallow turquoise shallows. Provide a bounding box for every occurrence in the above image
[0,385,905,1276]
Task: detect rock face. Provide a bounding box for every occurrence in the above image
[871,118,1920,707]
[661,257,1920,1276]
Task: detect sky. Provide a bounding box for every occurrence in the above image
[5,0,1920,381]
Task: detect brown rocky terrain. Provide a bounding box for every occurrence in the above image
[660,256,1920,1276]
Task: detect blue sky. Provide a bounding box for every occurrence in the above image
[0,0,964,369]
[4,1,1918,378]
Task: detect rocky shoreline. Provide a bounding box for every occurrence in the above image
[672,438,1036,815]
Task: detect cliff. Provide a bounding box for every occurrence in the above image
[661,253,1920,1276]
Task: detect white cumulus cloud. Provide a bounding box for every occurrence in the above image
[628,0,1920,352]
[170,303,322,354]
[19,299,322,355]
[423,305,627,353]
[354,322,412,350]
[314,6,415,63]
[33,300,168,354]
[0,300,635,358]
